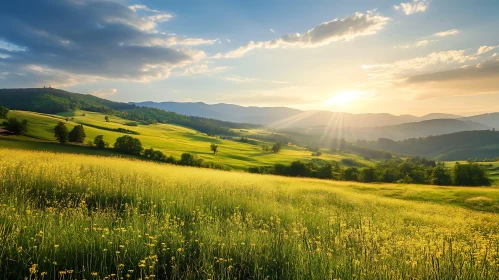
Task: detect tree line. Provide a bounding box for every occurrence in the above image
[248,157,492,186]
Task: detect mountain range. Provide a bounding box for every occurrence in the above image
[133,101,466,128]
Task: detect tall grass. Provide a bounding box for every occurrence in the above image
[1,149,499,279]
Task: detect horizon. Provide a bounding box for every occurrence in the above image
[1,0,498,116]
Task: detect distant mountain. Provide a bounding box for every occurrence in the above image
[360,130,499,161]
[293,119,490,141]
[133,101,463,128]
[420,113,462,121]
[460,113,499,129]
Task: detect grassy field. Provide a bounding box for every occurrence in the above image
[1,110,373,170]
[1,148,499,279]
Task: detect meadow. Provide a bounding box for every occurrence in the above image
[1,148,499,279]
[2,110,373,170]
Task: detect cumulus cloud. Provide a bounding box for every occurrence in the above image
[90,88,118,98]
[477,45,499,55]
[270,29,275,33]
[394,0,429,15]
[433,29,460,37]
[0,0,214,86]
[216,11,390,58]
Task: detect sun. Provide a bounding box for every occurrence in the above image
[325,91,361,106]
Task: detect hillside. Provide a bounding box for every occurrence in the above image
[1,149,499,278]
[360,130,499,160]
[134,101,462,128]
[1,109,373,170]
[461,113,499,129]
[0,88,257,135]
[285,118,490,142]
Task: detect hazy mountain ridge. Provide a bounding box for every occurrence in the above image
[133,101,463,128]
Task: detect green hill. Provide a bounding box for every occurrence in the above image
[0,88,257,135]
[1,109,373,170]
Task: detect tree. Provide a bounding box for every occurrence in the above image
[262,145,270,152]
[452,163,491,186]
[210,143,219,154]
[342,167,359,181]
[54,121,69,144]
[360,167,377,183]
[94,135,107,149]
[0,106,9,118]
[180,153,197,166]
[431,163,452,186]
[114,135,143,155]
[105,116,110,122]
[68,125,86,143]
[271,142,282,153]
[6,118,29,135]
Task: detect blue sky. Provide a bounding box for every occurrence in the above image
[1,0,499,116]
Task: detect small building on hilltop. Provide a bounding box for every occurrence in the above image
[0,128,15,136]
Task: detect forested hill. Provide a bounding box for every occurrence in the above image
[0,88,258,135]
[0,88,134,113]
[359,130,499,160]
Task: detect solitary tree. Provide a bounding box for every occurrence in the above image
[6,118,29,135]
[114,135,143,155]
[0,106,9,118]
[54,121,69,144]
[94,135,107,149]
[68,125,86,143]
[210,143,219,154]
[271,142,282,153]
[105,116,110,122]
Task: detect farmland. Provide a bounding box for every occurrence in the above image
[1,149,499,279]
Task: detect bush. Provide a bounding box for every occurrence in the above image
[0,106,9,118]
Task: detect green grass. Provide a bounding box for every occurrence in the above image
[1,148,499,279]
[2,110,374,170]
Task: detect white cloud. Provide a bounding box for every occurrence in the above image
[90,88,118,98]
[216,11,390,58]
[433,29,460,37]
[394,39,436,49]
[394,0,429,15]
[270,29,275,33]
[226,39,231,43]
[477,45,499,55]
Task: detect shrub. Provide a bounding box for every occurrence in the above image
[6,117,28,135]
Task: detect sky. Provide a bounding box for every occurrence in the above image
[1,0,499,116]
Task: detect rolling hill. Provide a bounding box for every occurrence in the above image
[0,88,258,135]
[0,109,374,170]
